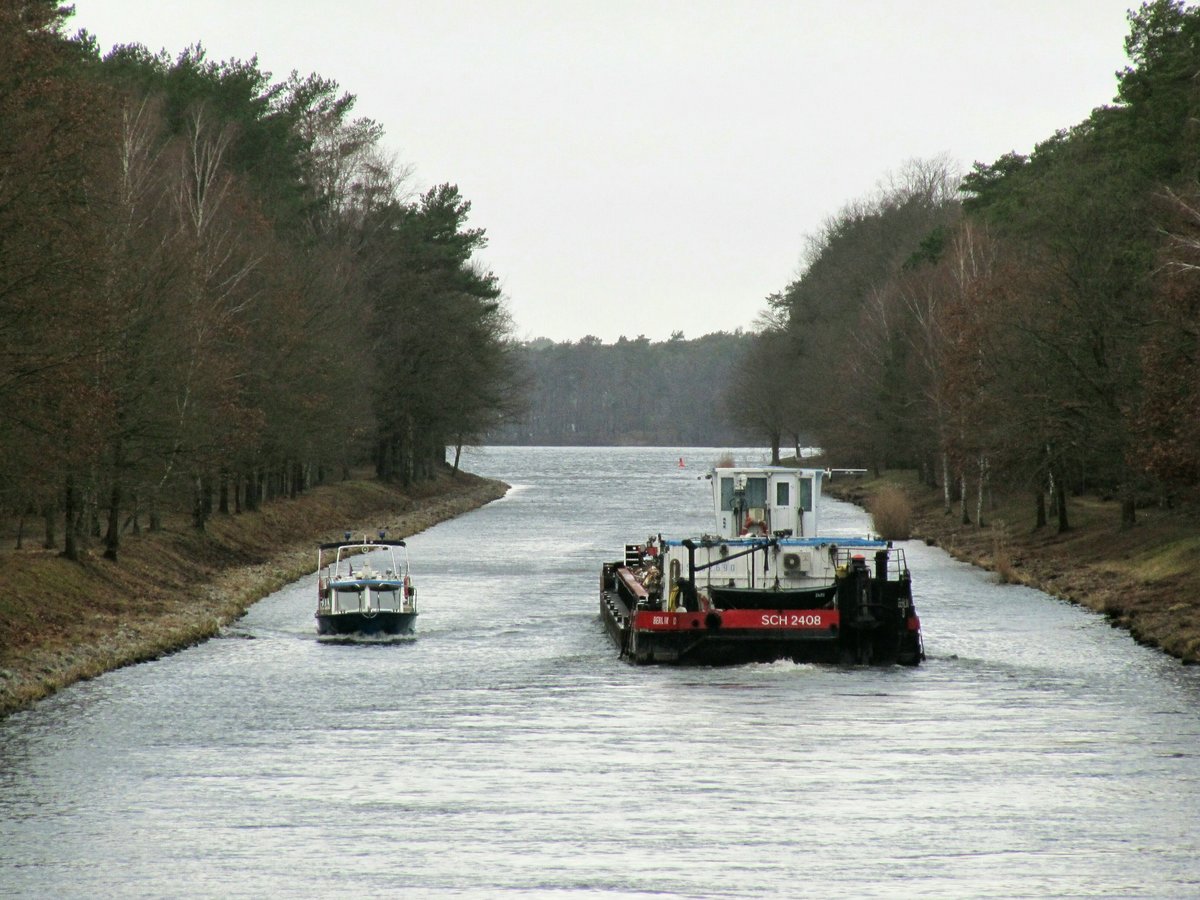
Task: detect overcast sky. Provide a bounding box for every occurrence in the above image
[70,1,1138,343]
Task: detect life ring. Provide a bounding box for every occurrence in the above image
[742,515,765,536]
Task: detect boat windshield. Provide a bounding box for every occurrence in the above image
[326,544,403,579]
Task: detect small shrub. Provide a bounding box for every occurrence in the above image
[869,487,912,540]
[993,535,1015,584]
[714,452,736,468]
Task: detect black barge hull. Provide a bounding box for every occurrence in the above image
[600,561,923,667]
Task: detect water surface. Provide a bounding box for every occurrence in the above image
[2,447,1198,898]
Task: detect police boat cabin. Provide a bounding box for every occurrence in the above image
[600,466,924,666]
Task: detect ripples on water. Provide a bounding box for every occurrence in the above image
[2,447,1199,898]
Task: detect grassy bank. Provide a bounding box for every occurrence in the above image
[825,472,1200,665]
[0,469,508,717]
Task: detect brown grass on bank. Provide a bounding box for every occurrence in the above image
[0,469,508,716]
[868,486,913,541]
[826,472,1200,665]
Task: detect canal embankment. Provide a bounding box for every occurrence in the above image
[0,470,508,716]
[825,472,1200,665]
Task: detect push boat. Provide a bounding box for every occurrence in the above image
[600,466,924,665]
[316,534,417,637]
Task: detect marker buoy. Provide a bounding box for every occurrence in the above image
[678,457,685,468]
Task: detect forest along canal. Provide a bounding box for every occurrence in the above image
[2,446,1199,899]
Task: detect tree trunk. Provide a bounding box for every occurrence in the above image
[959,472,970,525]
[452,441,462,475]
[103,477,121,561]
[43,502,57,549]
[1120,494,1136,530]
[1035,487,1047,530]
[941,452,951,515]
[62,474,79,562]
[192,474,207,530]
[103,439,124,560]
[377,433,400,482]
[975,454,988,528]
[1055,476,1070,533]
[86,484,100,538]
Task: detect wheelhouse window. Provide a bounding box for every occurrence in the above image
[720,475,769,510]
[799,478,813,511]
[745,477,768,509]
[720,477,734,510]
[776,481,790,506]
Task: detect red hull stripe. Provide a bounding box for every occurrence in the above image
[634,609,839,632]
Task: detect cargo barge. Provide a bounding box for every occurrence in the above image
[600,465,923,665]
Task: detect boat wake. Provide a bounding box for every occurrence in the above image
[315,633,418,646]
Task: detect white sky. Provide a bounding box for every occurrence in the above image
[70,1,1138,343]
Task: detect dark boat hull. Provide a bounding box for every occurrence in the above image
[316,611,417,637]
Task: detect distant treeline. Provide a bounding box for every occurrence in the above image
[489,333,758,446]
[731,0,1200,531]
[0,4,520,561]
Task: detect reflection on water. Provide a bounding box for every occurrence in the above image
[1,446,1199,899]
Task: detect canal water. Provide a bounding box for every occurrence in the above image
[2,446,1199,899]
